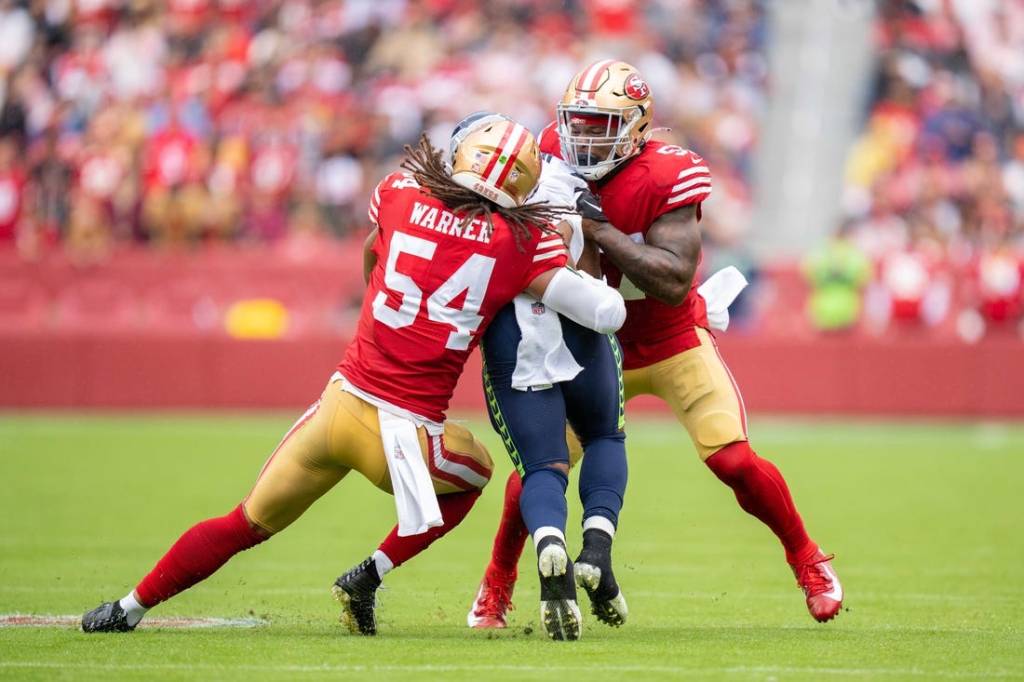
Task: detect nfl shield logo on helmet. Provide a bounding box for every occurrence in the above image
[624,73,650,100]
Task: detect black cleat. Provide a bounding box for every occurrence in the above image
[575,528,628,627]
[81,601,135,633]
[332,557,381,636]
[536,536,581,641]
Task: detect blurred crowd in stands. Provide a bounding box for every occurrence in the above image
[0,0,765,263]
[2,0,1019,340]
[820,0,1024,338]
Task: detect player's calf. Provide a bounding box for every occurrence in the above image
[574,518,628,627]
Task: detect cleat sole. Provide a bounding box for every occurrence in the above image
[331,584,375,636]
[540,599,581,641]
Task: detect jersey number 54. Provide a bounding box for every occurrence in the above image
[372,231,496,350]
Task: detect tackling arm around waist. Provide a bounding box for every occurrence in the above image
[525,267,626,335]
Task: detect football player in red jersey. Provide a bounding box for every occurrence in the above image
[472,61,844,626]
[81,118,626,635]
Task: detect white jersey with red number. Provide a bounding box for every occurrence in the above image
[338,171,568,423]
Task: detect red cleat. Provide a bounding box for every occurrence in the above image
[790,549,844,622]
[467,566,516,629]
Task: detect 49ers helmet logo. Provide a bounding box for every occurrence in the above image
[623,73,650,100]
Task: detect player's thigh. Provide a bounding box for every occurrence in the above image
[650,328,748,460]
[244,384,350,534]
[482,349,570,477]
[423,422,494,494]
[622,361,653,404]
[328,385,493,496]
[326,387,394,490]
[561,322,625,444]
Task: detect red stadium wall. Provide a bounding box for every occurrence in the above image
[2,332,1022,417]
[1,246,1022,416]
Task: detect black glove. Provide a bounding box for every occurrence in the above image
[575,187,608,222]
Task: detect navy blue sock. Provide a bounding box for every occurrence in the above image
[578,433,627,527]
[519,467,569,538]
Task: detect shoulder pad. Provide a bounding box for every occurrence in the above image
[641,142,712,208]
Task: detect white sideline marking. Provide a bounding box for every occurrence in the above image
[0,614,266,629]
[0,662,1018,678]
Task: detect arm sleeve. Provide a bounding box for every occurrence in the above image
[540,267,626,334]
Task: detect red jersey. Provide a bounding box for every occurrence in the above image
[540,123,711,369]
[338,171,568,422]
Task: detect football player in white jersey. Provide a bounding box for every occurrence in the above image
[452,113,630,641]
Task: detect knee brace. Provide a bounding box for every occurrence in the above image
[694,410,746,452]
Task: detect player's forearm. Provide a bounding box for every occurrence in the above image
[588,223,695,305]
[576,239,602,278]
[363,228,379,284]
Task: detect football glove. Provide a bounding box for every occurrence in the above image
[575,187,608,222]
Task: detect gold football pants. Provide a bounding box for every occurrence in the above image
[243,379,493,534]
[568,327,747,464]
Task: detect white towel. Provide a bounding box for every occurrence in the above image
[697,266,749,332]
[510,295,584,391]
[378,410,443,537]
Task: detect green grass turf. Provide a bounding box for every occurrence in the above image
[0,413,1022,681]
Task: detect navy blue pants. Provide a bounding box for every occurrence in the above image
[481,302,628,535]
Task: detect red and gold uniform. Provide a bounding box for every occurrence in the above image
[340,170,567,423]
[540,124,744,460]
[246,169,567,532]
[541,123,710,367]
[472,63,842,631]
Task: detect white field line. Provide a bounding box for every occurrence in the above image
[0,614,266,629]
[0,662,1019,678]
[6,584,1020,604]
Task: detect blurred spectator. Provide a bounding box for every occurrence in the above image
[841,0,1024,338]
[802,223,872,332]
[0,0,766,255]
[0,135,26,242]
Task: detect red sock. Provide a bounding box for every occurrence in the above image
[487,471,529,576]
[377,489,481,569]
[134,504,268,607]
[705,441,816,563]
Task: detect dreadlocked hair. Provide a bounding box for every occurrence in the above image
[400,134,563,252]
